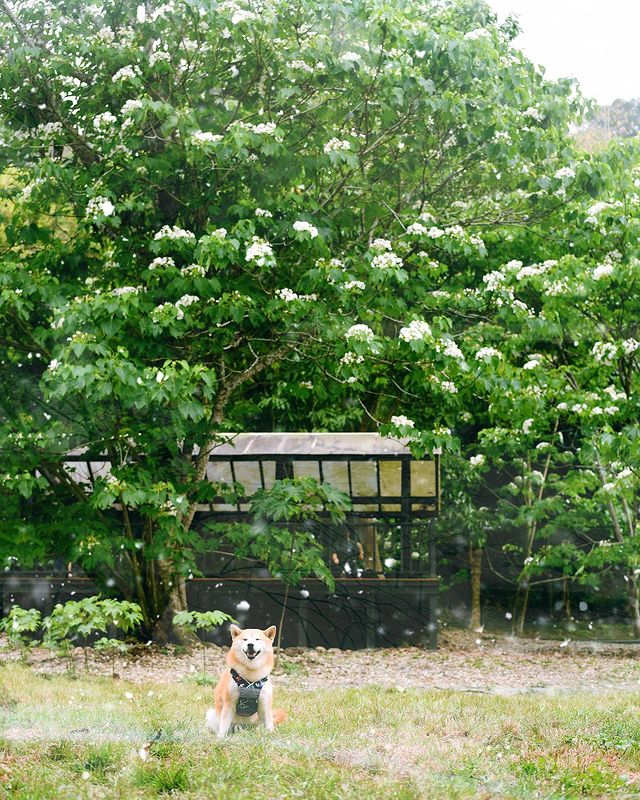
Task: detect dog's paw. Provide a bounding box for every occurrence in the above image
[205,708,218,733]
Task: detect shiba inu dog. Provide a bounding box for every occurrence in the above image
[205,624,287,739]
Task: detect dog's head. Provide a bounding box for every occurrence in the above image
[229,624,276,669]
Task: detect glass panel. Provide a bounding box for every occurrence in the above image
[412,502,436,514]
[292,461,319,480]
[321,461,350,492]
[206,462,235,510]
[352,502,380,512]
[379,460,402,512]
[350,460,378,497]
[237,461,275,508]
[411,460,436,497]
[65,462,91,486]
[207,462,233,484]
[89,460,112,482]
[261,461,276,490]
[233,462,263,497]
[379,460,401,496]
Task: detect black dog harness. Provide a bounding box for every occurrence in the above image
[230,668,268,716]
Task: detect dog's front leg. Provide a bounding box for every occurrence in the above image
[258,683,274,732]
[217,703,235,739]
[205,708,219,734]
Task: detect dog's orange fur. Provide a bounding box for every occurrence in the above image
[207,624,286,738]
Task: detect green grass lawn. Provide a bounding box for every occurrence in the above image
[1,663,640,799]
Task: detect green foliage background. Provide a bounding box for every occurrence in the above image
[0,0,638,636]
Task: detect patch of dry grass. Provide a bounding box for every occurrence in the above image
[1,663,640,798]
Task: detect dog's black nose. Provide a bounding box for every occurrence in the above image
[246,642,255,652]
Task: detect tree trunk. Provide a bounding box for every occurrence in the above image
[627,574,640,638]
[152,570,196,645]
[514,580,530,637]
[274,583,290,671]
[562,577,572,623]
[469,545,483,631]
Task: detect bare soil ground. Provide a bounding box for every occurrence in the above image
[4,629,639,693]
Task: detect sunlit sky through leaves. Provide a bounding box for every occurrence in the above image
[489,0,640,105]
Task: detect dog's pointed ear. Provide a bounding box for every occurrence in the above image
[229,624,242,640]
[264,625,276,641]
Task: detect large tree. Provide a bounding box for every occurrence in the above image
[0,0,583,638]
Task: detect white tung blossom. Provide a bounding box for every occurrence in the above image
[516,264,548,280]
[522,418,534,434]
[181,264,206,277]
[371,251,403,270]
[482,270,506,291]
[149,48,171,66]
[175,294,199,308]
[391,415,415,428]
[399,319,431,342]
[523,106,543,122]
[406,222,428,236]
[555,166,576,181]
[275,288,317,302]
[622,338,640,355]
[371,238,393,251]
[470,454,485,466]
[245,237,274,266]
[587,201,610,217]
[340,351,365,365]
[345,324,375,343]
[93,111,117,129]
[323,137,351,154]
[112,65,142,82]
[231,120,280,138]
[604,385,626,401]
[148,256,175,270]
[342,280,366,291]
[153,225,196,242]
[593,262,615,280]
[475,346,502,361]
[464,29,490,40]
[121,99,144,115]
[546,278,571,296]
[293,220,319,238]
[287,60,314,73]
[85,196,115,219]
[592,341,618,364]
[433,425,451,437]
[276,288,298,302]
[231,8,258,24]
[439,339,464,359]
[255,208,273,218]
[192,131,223,144]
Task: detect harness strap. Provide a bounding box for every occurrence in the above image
[230,668,269,716]
[230,668,269,690]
